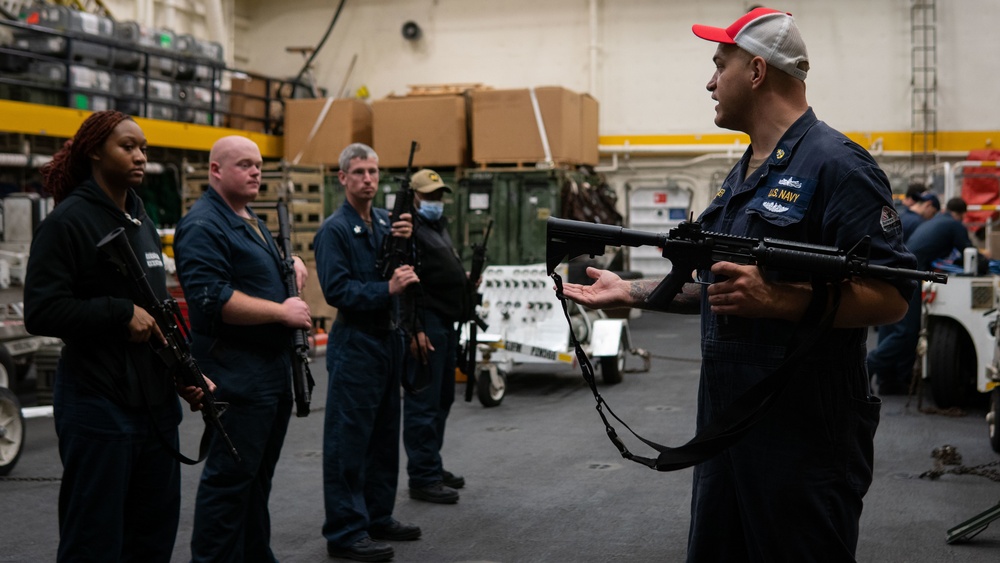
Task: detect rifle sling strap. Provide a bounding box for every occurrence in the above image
[134,352,212,466]
[152,417,212,466]
[552,274,839,472]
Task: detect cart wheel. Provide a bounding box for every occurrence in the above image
[989,389,1000,454]
[0,346,14,390]
[0,386,25,476]
[477,364,505,408]
[599,338,625,385]
[927,319,977,408]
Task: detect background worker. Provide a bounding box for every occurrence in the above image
[314,143,422,562]
[403,169,469,505]
[174,135,311,562]
[875,197,991,395]
[908,197,983,272]
[560,8,916,561]
[897,182,926,215]
[901,189,940,240]
[867,191,940,394]
[24,110,208,562]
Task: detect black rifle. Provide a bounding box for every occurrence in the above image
[546,217,948,307]
[462,219,493,402]
[376,140,419,280]
[373,141,430,391]
[276,199,316,417]
[546,217,948,472]
[97,227,240,463]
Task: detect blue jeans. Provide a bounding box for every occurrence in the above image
[403,310,458,488]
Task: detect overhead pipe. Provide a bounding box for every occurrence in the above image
[595,141,747,173]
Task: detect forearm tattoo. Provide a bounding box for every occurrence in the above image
[628,280,701,314]
[628,279,660,305]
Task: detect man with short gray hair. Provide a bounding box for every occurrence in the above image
[314,143,421,562]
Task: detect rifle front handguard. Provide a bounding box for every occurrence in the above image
[276,199,316,418]
[546,216,948,310]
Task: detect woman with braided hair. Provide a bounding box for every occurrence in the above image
[24,110,206,562]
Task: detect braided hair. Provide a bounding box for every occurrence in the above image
[41,110,132,205]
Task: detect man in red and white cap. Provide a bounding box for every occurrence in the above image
[561,7,917,561]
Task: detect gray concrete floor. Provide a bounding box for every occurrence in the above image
[2,312,999,562]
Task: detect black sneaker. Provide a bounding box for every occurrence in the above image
[327,537,394,562]
[369,518,422,541]
[409,482,459,504]
[441,469,465,489]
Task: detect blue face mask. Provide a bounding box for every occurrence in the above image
[418,200,444,221]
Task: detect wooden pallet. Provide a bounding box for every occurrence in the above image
[472,160,576,171]
[405,83,492,96]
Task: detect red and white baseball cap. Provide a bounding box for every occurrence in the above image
[692,7,809,81]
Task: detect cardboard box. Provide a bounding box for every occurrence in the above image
[301,259,338,322]
[471,86,582,165]
[373,95,469,168]
[284,98,372,167]
[579,93,599,167]
[227,76,276,133]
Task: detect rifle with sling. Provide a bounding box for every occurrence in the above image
[97,227,241,463]
[547,216,948,305]
[545,216,947,472]
[462,219,493,402]
[275,198,316,417]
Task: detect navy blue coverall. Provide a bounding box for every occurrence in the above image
[314,200,405,548]
[174,186,294,563]
[685,109,917,562]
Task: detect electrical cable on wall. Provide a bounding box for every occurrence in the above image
[290,0,348,98]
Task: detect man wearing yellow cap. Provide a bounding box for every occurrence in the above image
[402,169,469,505]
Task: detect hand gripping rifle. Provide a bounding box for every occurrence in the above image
[276,199,316,417]
[545,216,947,472]
[97,227,240,463]
[376,140,419,280]
[373,141,429,392]
[546,216,948,305]
[462,219,493,402]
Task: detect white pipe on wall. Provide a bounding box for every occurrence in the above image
[205,0,229,53]
[588,0,598,96]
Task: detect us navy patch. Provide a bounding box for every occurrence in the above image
[747,174,817,226]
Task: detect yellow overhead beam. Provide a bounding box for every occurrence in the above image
[0,100,283,158]
[600,131,1000,154]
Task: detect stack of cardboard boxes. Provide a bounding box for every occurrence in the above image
[277,85,598,170]
[469,86,599,167]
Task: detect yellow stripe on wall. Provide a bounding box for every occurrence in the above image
[599,131,1000,154]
